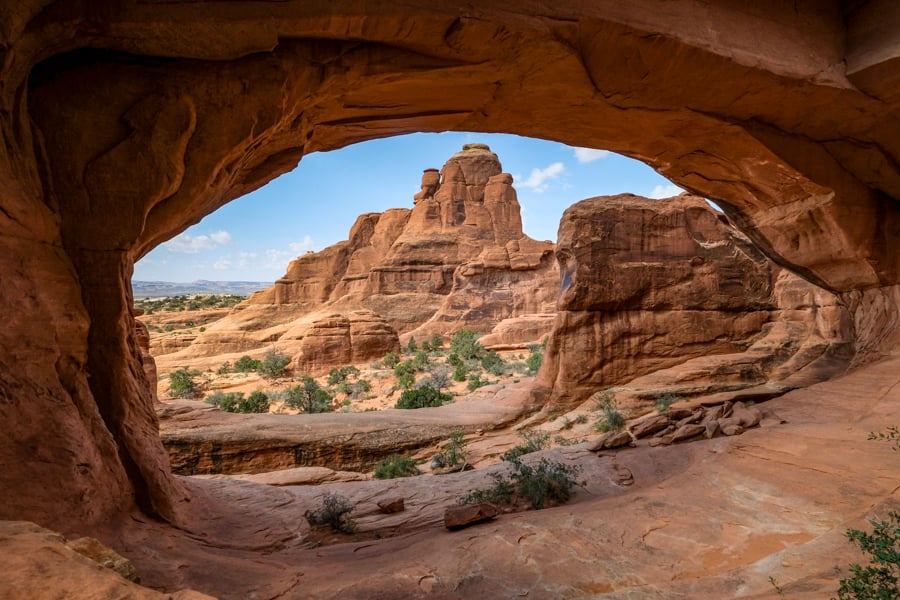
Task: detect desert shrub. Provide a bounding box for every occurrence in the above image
[240,390,270,413]
[306,493,356,533]
[432,431,468,471]
[216,361,231,375]
[452,362,468,382]
[429,333,444,350]
[511,458,581,509]
[834,511,900,599]
[395,386,450,409]
[233,355,262,373]
[382,351,400,368]
[460,457,581,510]
[206,390,241,409]
[502,429,550,462]
[168,367,201,398]
[283,377,334,413]
[394,360,418,390]
[450,329,485,361]
[594,392,625,432]
[525,351,543,374]
[338,378,371,400]
[406,336,417,353]
[210,390,269,413]
[467,373,490,391]
[257,351,290,379]
[481,350,506,376]
[459,472,514,505]
[411,350,429,370]
[327,365,360,386]
[655,393,679,413]
[869,426,900,451]
[373,454,419,479]
[419,363,452,392]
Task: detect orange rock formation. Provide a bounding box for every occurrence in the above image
[0,2,899,598]
[159,144,558,374]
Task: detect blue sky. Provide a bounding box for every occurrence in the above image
[134,132,682,282]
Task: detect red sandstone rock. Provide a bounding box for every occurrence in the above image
[164,145,558,374]
[1,3,899,592]
[291,310,399,376]
[444,503,499,530]
[535,195,857,409]
[630,414,671,439]
[671,423,706,443]
[377,498,405,514]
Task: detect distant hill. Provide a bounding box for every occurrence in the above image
[132,280,273,298]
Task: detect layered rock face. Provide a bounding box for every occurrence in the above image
[291,310,400,374]
[536,195,854,408]
[161,144,558,374]
[1,0,899,541]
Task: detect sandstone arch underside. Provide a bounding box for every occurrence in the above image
[1,0,899,532]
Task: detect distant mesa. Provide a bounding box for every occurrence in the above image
[154,145,559,374]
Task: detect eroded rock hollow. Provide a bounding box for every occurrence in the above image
[1,0,899,565]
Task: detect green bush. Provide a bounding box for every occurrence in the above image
[525,351,543,375]
[481,350,506,376]
[406,336,417,353]
[306,493,356,533]
[452,362,468,382]
[327,365,360,386]
[395,386,450,409]
[432,431,468,471]
[834,511,900,599]
[450,329,485,361]
[240,390,270,413]
[206,390,242,410]
[168,368,201,399]
[655,393,679,413]
[411,350,429,370]
[207,390,269,413]
[460,472,514,505]
[283,377,334,413]
[594,392,626,432]
[429,333,444,350]
[216,361,231,375]
[337,378,371,400]
[460,457,581,510]
[394,360,418,390]
[512,457,581,509]
[257,351,290,379]
[374,454,419,479]
[502,429,550,462]
[382,351,400,368]
[467,373,490,391]
[233,355,262,373]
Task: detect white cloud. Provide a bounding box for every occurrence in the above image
[519,162,565,193]
[164,230,233,253]
[289,235,314,253]
[264,248,292,271]
[213,258,231,271]
[209,230,232,245]
[649,184,684,199]
[573,147,610,163]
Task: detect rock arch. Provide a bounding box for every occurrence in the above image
[1,1,899,532]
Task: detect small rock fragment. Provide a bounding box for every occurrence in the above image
[444,503,498,530]
[630,414,670,439]
[67,537,140,583]
[671,423,706,443]
[377,498,405,514]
